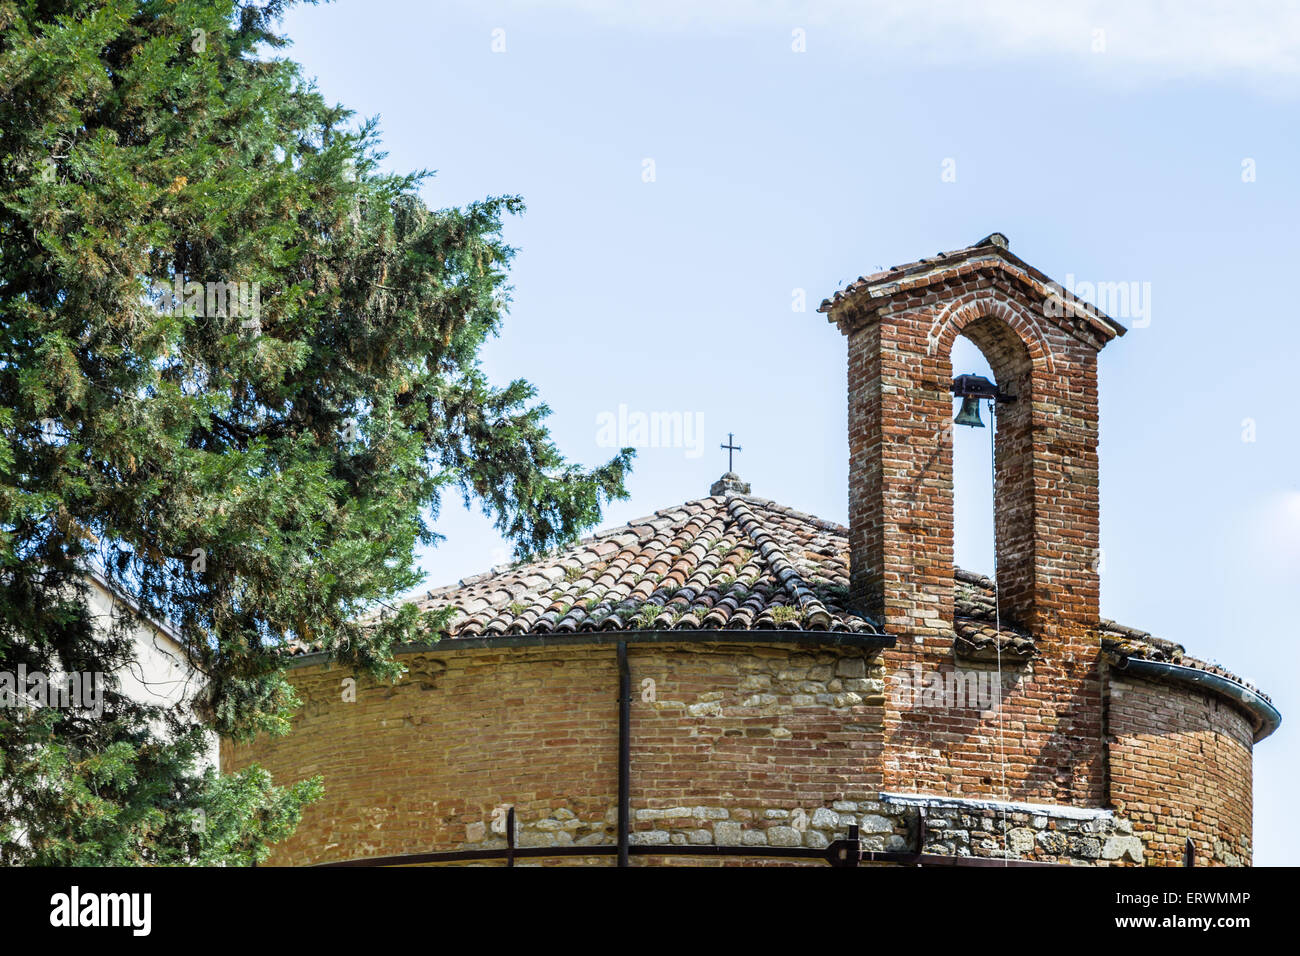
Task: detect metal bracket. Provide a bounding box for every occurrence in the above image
[827,824,861,867]
[505,806,516,868]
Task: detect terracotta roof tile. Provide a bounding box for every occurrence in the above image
[283,485,1259,703]
[403,491,1030,643]
[408,492,878,637]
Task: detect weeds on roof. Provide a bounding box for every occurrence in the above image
[635,605,661,629]
[771,605,802,624]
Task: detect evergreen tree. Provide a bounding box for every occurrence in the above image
[0,0,632,864]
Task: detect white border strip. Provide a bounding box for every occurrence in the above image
[879,792,1113,821]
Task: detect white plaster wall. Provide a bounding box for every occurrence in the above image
[85,575,219,771]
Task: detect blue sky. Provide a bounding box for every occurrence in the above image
[278,0,1298,864]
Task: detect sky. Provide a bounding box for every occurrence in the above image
[276,0,1299,864]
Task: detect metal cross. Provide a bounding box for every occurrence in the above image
[720,433,742,472]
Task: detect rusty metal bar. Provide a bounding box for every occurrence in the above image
[317,795,1066,868]
[316,782,1069,869]
[319,844,1063,867]
[321,844,832,866]
[323,845,610,867]
[318,838,1063,868]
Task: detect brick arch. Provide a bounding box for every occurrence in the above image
[932,294,1046,633]
[928,293,1054,376]
[840,273,1103,642]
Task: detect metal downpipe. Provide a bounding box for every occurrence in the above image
[617,639,631,867]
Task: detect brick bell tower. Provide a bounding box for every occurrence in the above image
[820,233,1127,804]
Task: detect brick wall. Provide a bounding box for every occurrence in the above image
[1108,673,1254,866]
[224,640,1254,865]
[883,656,1105,807]
[223,642,890,866]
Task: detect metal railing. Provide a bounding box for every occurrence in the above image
[319,806,1064,868]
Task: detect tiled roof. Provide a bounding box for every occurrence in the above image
[283,478,1267,709]
[952,569,1035,660]
[393,486,1048,653]
[1099,625,1271,705]
[412,492,879,637]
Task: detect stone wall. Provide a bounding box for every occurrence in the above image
[490,794,1143,866]
[879,793,1142,864]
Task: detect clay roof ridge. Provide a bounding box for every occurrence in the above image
[726,496,834,630]
[737,494,850,536]
[414,496,729,602]
[954,567,997,592]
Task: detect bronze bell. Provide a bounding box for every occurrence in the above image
[954,395,985,428]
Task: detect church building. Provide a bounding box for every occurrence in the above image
[225,234,1278,866]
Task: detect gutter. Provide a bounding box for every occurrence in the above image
[1114,656,1281,743]
[281,627,896,670]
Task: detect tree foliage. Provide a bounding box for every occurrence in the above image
[0,0,632,864]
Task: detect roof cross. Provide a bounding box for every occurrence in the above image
[720,433,742,472]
